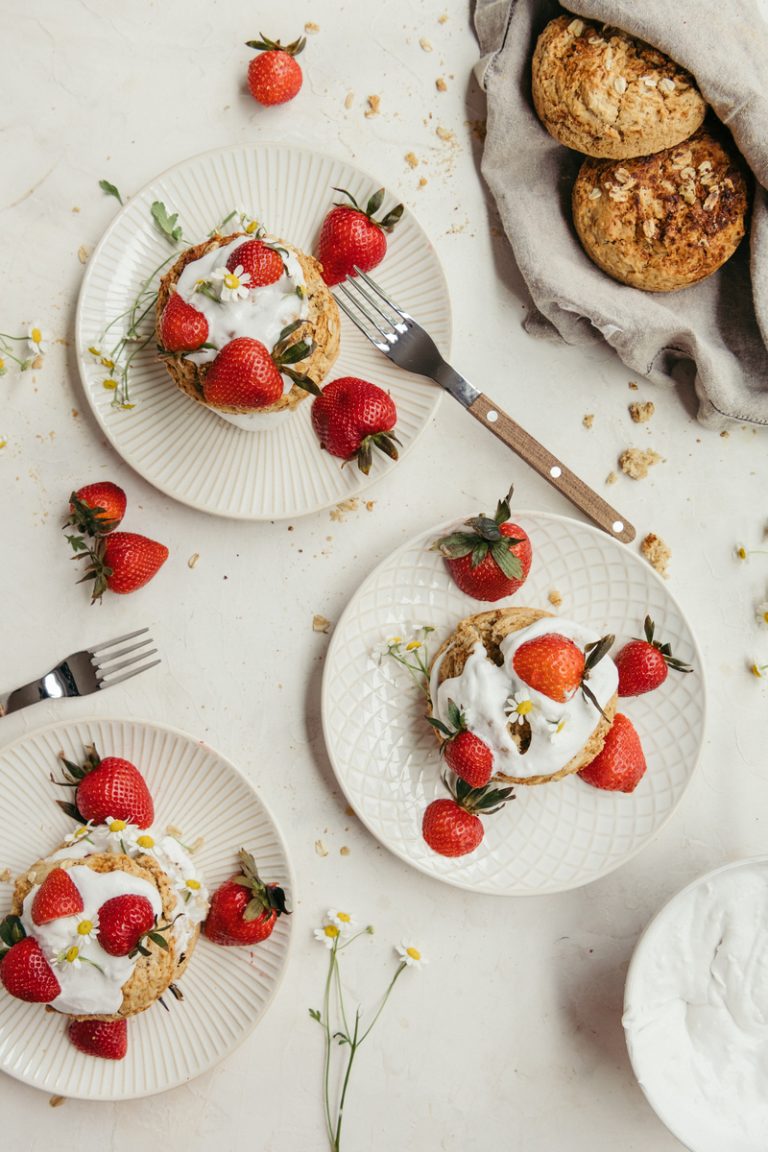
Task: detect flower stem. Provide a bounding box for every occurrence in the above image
[322,941,337,1149]
[358,962,406,1044]
[333,1008,361,1151]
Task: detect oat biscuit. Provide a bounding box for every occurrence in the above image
[572,127,748,290]
[532,15,706,159]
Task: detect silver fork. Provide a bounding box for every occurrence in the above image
[336,269,635,544]
[0,628,160,716]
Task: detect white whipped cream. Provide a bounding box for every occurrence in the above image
[624,860,768,1152]
[429,616,618,780]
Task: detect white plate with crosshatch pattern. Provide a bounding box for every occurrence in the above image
[0,717,293,1099]
[75,143,449,520]
[321,510,705,895]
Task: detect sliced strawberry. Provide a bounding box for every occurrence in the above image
[0,938,61,1003]
[578,713,647,793]
[159,293,209,352]
[68,1018,128,1060]
[97,894,156,957]
[31,869,84,926]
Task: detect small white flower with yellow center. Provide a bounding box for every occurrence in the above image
[53,944,83,969]
[75,914,99,941]
[237,209,262,235]
[211,263,252,302]
[395,942,428,970]
[547,716,569,743]
[751,662,768,680]
[505,690,535,725]
[106,817,129,834]
[755,602,768,627]
[326,909,356,936]
[0,358,6,377]
[64,820,95,844]
[26,323,50,355]
[314,922,342,949]
[370,635,402,663]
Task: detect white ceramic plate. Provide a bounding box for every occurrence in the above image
[0,718,293,1100]
[321,510,705,895]
[624,857,768,1152]
[75,143,449,519]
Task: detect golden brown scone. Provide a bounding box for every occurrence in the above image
[156,231,340,414]
[429,607,617,786]
[572,127,748,291]
[532,15,706,159]
[13,853,178,1021]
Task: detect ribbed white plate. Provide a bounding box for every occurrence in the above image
[0,718,293,1100]
[322,511,706,895]
[75,144,449,519]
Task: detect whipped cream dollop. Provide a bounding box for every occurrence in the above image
[624,861,768,1152]
[429,616,618,780]
[174,235,309,384]
[20,822,210,1016]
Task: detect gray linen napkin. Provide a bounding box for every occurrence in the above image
[474,0,768,428]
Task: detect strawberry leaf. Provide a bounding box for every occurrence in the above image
[491,539,523,581]
[151,201,183,245]
[56,799,86,821]
[365,188,386,217]
[470,541,489,569]
[243,897,267,923]
[99,179,123,206]
[0,915,25,948]
[494,485,514,525]
[147,932,170,951]
[379,204,404,231]
[432,532,475,559]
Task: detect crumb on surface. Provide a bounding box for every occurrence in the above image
[0,868,12,883]
[405,151,419,168]
[314,839,328,857]
[339,846,351,856]
[344,91,354,109]
[629,401,655,423]
[605,471,618,485]
[436,77,447,91]
[418,177,428,187]
[365,95,381,117]
[619,447,662,480]
[330,497,358,522]
[628,381,639,390]
[582,413,594,429]
[365,500,376,511]
[438,11,448,21]
[419,37,433,52]
[720,429,730,438]
[71,206,80,213]
[436,125,455,142]
[548,589,563,608]
[187,553,200,569]
[313,614,332,634]
[165,824,183,838]
[640,533,671,578]
[304,21,320,32]
[77,245,90,264]
[49,1095,66,1108]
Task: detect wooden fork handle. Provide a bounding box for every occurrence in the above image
[468,393,636,544]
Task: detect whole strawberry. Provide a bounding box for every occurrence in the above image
[203,328,317,411]
[316,188,403,286]
[311,376,399,474]
[615,616,692,697]
[578,713,647,793]
[80,531,169,603]
[97,894,157,957]
[159,292,209,352]
[226,239,284,287]
[433,487,532,602]
[0,936,61,1003]
[421,776,513,858]
[31,868,84,926]
[246,34,305,106]
[66,482,127,536]
[204,849,290,946]
[57,744,155,828]
[512,631,614,716]
[68,1018,128,1061]
[428,699,494,788]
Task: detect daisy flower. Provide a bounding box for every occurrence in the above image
[547,716,568,743]
[751,662,768,680]
[504,690,534,724]
[395,942,428,969]
[75,914,99,940]
[26,323,49,355]
[64,820,95,844]
[211,264,252,302]
[326,909,356,935]
[0,358,6,376]
[755,602,768,627]
[53,944,83,969]
[314,923,342,949]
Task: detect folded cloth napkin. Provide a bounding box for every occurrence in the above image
[473,0,768,428]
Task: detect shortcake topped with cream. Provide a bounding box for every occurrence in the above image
[156,227,340,428]
[429,607,618,785]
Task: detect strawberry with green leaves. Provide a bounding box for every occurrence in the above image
[512,631,614,717]
[433,488,533,602]
[246,33,305,106]
[0,917,61,1003]
[68,1018,128,1060]
[203,324,319,411]
[226,239,285,287]
[421,776,513,858]
[76,531,169,602]
[615,616,692,697]
[316,188,403,286]
[428,699,494,788]
[97,894,169,958]
[204,850,290,946]
[578,713,647,793]
[66,482,127,536]
[311,376,399,474]
[56,743,155,829]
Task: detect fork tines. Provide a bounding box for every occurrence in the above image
[89,627,160,688]
[335,267,409,348]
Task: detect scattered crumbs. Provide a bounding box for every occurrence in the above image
[405,151,419,169]
[330,497,359,522]
[628,381,639,390]
[468,118,487,142]
[31,354,44,370]
[640,533,671,578]
[436,76,447,91]
[629,401,655,423]
[287,524,294,531]
[438,12,448,22]
[345,805,355,817]
[582,413,594,429]
[339,846,351,856]
[187,552,200,569]
[605,471,618,485]
[436,125,455,143]
[313,614,332,634]
[720,429,730,438]
[77,245,91,264]
[314,839,329,857]
[619,447,662,480]
[419,37,433,52]
[365,94,381,117]
[548,589,563,608]
[71,206,80,213]
[418,177,428,188]
[344,91,354,110]
[0,868,11,883]
[365,500,376,511]
[187,836,204,855]
[71,408,79,419]
[49,1095,66,1108]
[165,824,183,838]
[304,21,320,33]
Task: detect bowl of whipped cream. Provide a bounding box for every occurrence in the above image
[623,857,768,1152]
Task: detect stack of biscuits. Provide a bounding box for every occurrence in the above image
[531,14,749,291]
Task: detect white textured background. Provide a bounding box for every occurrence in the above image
[1,0,767,1148]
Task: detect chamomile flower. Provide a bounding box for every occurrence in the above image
[0,358,6,376]
[751,662,768,680]
[64,820,95,844]
[237,208,262,235]
[547,716,569,743]
[75,914,99,940]
[53,944,83,969]
[26,323,49,355]
[211,264,252,302]
[755,602,768,627]
[326,909,356,935]
[314,923,342,949]
[504,690,534,724]
[395,942,428,969]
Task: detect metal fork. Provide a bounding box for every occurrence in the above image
[0,628,160,716]
[336,269,635,544]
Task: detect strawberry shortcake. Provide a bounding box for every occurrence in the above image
[156,229,340,427]
[428,607,618,786]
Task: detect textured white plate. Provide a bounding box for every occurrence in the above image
[322,510,706,895]
[0,718,293,1100]
[75,143,449,519]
